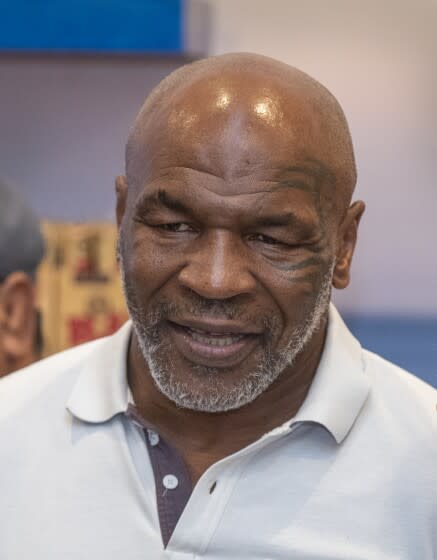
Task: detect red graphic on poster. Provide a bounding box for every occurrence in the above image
[68,312,128,346]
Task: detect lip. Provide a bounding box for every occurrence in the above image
[169,318,261,335]
[167,320,261,367]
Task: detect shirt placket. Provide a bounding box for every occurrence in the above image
[126,405,193,548]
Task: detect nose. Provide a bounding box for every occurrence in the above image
[177,230,257,300]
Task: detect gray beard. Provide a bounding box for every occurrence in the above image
[120,250,334,413]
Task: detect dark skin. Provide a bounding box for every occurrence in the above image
[0,271,38,377]
[116,57,365,484]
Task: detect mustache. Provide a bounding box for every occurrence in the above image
[141,297,279,334]
[118,244,279,335]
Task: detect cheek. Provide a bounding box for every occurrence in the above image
[259,262,319,302]
[125,230,181,297]
[257,267,327,333]
[278,281,316,321]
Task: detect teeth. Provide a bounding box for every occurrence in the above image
[189,330,244,347]
[189,327,235,336]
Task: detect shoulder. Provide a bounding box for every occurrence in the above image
[0,336,106,423]
[362,348,437,442]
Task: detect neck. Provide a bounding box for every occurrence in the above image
[128,321,327,483]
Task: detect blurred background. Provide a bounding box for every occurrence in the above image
[0,0,435,385]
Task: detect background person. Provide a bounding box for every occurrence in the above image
[0,181,45,376]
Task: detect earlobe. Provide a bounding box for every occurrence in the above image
[332,201,365,290]
[115,175,128,228]
[332,255,351,289]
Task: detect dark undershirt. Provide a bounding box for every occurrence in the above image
[126,405,193,547]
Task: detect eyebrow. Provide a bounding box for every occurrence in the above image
[135,189,194,218]
[136,190,317,231]
[252,213,303,228]
[275,160,336,192]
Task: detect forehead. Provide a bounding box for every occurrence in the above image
[132,73,342,216]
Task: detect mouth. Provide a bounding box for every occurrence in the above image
[166,320,262,368]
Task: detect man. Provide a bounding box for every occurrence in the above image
[0,182,45,376]
[0,54,435,559]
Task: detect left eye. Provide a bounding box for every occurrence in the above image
[159,223,193,232]
[249,233,283,245]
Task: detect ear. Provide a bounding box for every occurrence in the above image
[115,175,128,229]
[332,201,365,290]
[0,272,36,370]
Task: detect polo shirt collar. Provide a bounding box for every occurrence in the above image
[67,304,370,442]
[292,304,370,444]
[66,321,132,423]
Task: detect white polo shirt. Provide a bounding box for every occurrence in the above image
[0,305,436,559]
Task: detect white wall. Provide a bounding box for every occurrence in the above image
[206,0,437,316]
[0,55,189,221]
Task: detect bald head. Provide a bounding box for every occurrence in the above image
[117,53,365,412]
[126,53,356,214]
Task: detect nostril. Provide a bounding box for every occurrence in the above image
[178,263,256,301]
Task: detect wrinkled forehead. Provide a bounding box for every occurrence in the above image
[154,81,335,170]
[128,71,354,217]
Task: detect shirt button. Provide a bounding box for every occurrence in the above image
[147,429,160,446]
[163,474,179,490]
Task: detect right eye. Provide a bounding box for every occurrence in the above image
[156,223,194,233]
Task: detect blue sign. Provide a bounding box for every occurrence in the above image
[0,0,183,52]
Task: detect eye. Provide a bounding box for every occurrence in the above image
[249,233,283,246]
[158,222,194,233]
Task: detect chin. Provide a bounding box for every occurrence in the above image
[139,336,289,413]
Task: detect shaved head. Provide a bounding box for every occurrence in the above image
[126,53,357,216]
[118,52,365,414]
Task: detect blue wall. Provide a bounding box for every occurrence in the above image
[344,315,437,388]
